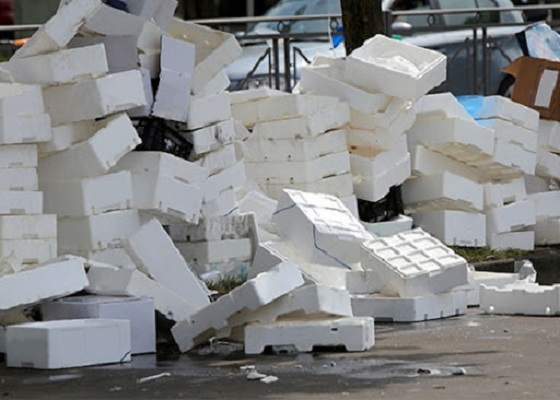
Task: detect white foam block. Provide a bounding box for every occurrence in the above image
[524,174,552,194]
[528,190,560,221]
[349,99,413,132]
[486,199,536,234]
[39,113,141,180]
[481,282,560,316]
[176,239,252,272]
[362,215,414,238]
[477,118,537,153]
[69,35,139,74]
[413,92,473,121]
[487,139,536,176]
[82,3,145,36]
[351,291,467,322]
[124,219,210,310]
[43,70,147,125]
[463,95,540,131]
[0,256,88,311]
[244,129,347,163]
[488,231,535,251]
[42,295,155,354]
[86,265,197,322]
[402,172,484,213]
[537,148,560,180]
[42,171,134,217]
[153,0,178,30]
[193,143,238,176]
[39,121,96,156]
[484,177,528,209]
[538,119,560,153]
[2,44,108,85]
[152,36,195,122]
[186,93,231,130]
[259,173,355,200]
[201,188,237,218]
[13,0,103,59]
[0,215,56,240]
[244,317,375,354]
[0,168,37,191]
[194,69,230,98]
[58,209,141,252]
[345,34,446,100]
[0,144,37,168]
[256,94,338,121]
[272,189,372,269]
[246,151,351,185]
[127,68,154,118]
[6,319,131,369]
[203,162,246,202]
[410,144,484,182]
[534,218,560,245]
[361,229,468,297]
[412,210,486,247]
[0,238,57,267]
[170,213,257,243]
[0,191,43,215]
[67,247,136,270]
[180,119,236,156]
[168,19,242,94]
[171,261,305,352]
[0,114,51,145]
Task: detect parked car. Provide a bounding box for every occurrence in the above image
[226,0,527,96]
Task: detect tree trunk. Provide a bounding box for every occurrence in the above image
[341,0,384,55]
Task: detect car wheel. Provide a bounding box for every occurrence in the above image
[498,75,515,98]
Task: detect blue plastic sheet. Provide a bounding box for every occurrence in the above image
[456,95,484,119]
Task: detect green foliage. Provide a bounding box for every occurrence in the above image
[205,275,247,295]
[451,246,530,263]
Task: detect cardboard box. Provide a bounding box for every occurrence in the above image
[504,56,560,121]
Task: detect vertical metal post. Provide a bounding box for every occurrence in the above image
[473,27,479,94]
[383,11,392,36]
[272,38,280,90]
[246,0,255,17]
[482,26,489,95]
[283,37,292,92]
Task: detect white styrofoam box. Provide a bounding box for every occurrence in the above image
[13,0,103,59]
[0,215,56,240]
[350,135,408,176]
[82,3,145,37]
[251,102,350,140]
[168,19,242,95]
[260,173,355,201]
[353,153,411,203]
[153,0,178,30]
[526,190,560,221]
[413,92,473,121]
[229,88,286,105]
[234,119,251,142]
[128,68,154,118]
[201,188,237,218]
[465,269,522,307]
[402,172,484,213]
[171,261,304,352]
[407,118,495,164]
[42,171,133,218]
[246,151,351,185]
[169,213,257,243]
[345,34,446,100]
[152,36,195,122]
[488,231,535,251]
[43,70,147,125]
[349,98,412,131]
[139,51,161,79]
[0,114,51,145]
[0,144,37,168]
[176,239,252,270]
[193,143,238,176]
[204,161,246,202]
[194,69,230,98]
[69,35,139,74]
[362,215,414,238]
[524,174,552,194]
[249,242,286,278]
[538,119,560,154]
[42,295,155,354]
[186,93,231,130]
[0,191,43,215]
[300,56,391,114]
[480,283,560,316]
[460,95,540,131]
[86,265,197,321]
[0,326,4,353]
[137,21,164,53]
[483,177,527,209]
[272,189,372,269]
[58,209,141,252]
[361,229,469,297]
[244,129,347,163]
[39,120,96,156]
[0,84,45,116]
[347,127,404,155]
[486,199,536,234]
[346,270,384,295]
[124,219,210,310]
[0,256,88,311]
[225,284,353,335]
[6,319,131,369]
[412,210,486,248]
[477,118,537,153]
[2,44,108,85]
[236,191,278,237]
[533,218,560,245]
[0,168,37,191]
[38,113,140,180]
[536,148,560,180]
[410,144,482,181]
[112,151,209,185]
[0,238,57,266]
[351,290,467,322]
[340,195,359,219]
[482,138,536,177]
[245,317,374,354]
[179,119,236,156]
[256,94,338,122]
[68,247,136,270]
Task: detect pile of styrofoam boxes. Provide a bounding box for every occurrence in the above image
[0,85,57,273]
[229,89,356,210]
[351,228,469,322]
[403,93,539,250]
[299,34,447,204]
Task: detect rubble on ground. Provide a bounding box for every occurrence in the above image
[0,0,559,369]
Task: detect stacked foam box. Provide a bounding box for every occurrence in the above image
[352,228,469,322]
[0,84,57,272]
[169,213,259,280]
[300,35,447,204]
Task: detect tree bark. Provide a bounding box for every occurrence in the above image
[341,0,384,55]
